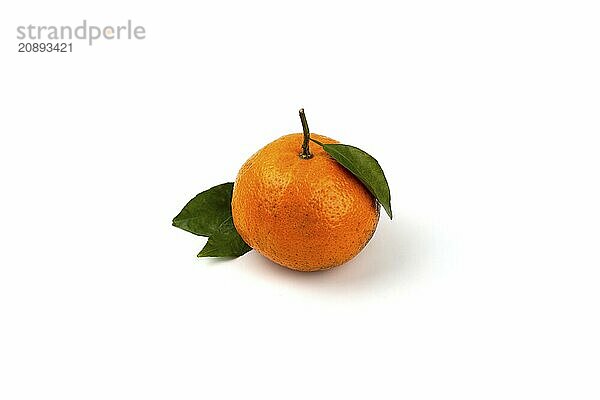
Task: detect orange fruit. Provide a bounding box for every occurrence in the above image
[231,133,380,271]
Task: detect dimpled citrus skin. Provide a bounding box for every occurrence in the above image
[231,133,380,271]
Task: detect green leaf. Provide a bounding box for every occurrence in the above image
[173,182,252,259]
[172,183,235,236]
[197,217,252,257]
[313,141,393,219]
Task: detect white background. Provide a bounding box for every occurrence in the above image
[1,1,599,399]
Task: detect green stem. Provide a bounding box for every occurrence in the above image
[310,138,324,146]
[299,108,313,159]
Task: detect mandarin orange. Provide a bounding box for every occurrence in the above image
[231,133,379,271]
